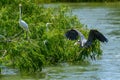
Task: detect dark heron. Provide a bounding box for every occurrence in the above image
[65,29,108,48]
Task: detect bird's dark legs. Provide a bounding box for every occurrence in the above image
[26,31,29,40]
[90,53,96,60]
[26,31,28,40]
[12,30,29,41]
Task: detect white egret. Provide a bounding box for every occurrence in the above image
[43,23,53,45]
[65,29,108,48]
[46,23,53,32]
[19,4,29,39]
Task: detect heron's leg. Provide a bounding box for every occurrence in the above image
[26,31,28,40]
[90,53,96,60]
[26,31,31,42]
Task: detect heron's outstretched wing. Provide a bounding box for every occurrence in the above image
[87,29,108,43]
[65,29,79,40]
[84,29,108,47]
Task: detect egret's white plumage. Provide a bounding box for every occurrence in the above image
[19,20,29,31]
[19,4,29,31]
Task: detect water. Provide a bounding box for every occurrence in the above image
[1,3,120,80]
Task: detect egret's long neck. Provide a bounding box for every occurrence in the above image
[46,24,49,32]
[46,27,49,32]
[46,23,52,32]
[19,6,22,20]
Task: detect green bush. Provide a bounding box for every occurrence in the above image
[0,0,102,72]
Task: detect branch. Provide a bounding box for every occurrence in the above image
[0,50,7,59]
[0,30,24,43]
[10,30,24,39]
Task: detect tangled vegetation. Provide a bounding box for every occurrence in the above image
[0,0,102,72]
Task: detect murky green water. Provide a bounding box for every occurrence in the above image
[1,2,120,80]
